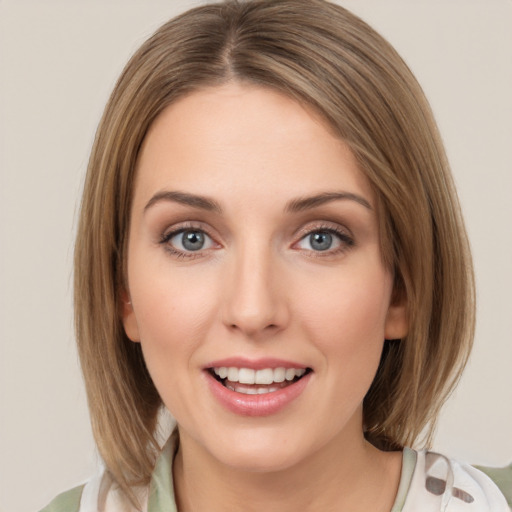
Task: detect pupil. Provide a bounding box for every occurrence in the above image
[182,231,204,251]
[310,232,332,251]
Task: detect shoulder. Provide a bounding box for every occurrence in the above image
[39,472,149,512]
[38,432,180,512]
[402,450,511,511]
[39,485,85,512]
[475,463,512,508]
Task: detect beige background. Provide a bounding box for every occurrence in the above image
[0,1,511,511]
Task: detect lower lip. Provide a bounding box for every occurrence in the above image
[205,371,312,417]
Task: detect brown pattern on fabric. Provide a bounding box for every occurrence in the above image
[425,453,475,504]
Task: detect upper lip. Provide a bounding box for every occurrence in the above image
[204,357,309,370]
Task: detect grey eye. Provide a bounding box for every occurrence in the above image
[295,228,352,254]
[170,230,213,252]
[182,231,205,251]
[308,232,333,251]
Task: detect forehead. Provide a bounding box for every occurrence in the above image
[134,82,375,210]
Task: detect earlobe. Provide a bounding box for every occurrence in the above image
[384,302,408,341]
[120,290,141,342]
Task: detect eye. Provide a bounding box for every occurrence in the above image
[301,231,336,251]
[295,227,354,254]
[164,228,215,254]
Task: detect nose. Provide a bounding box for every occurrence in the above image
[221,244,289,338]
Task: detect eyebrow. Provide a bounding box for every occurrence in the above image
[144,191,223,214]
[144,190,372,214]
[285,191,372,212]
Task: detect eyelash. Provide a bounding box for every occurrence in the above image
[159,222,216,260]
[158,222,355,260]
[293,223,355,258]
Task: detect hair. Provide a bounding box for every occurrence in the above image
[74,0,475,501]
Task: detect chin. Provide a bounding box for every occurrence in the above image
[217,448,304,474]
[202,426,314,474]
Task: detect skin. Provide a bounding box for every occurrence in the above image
[122,82,408,512]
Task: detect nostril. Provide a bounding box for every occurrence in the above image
[228,322,280,334]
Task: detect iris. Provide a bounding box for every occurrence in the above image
[309,231,333,251]
[181,230,205,251]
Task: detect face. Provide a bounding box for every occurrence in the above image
[122,83,407,472]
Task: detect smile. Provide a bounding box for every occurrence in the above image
[211,367,308,395]
[205,362,312,416]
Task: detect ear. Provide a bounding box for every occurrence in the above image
[120,288,140,342]
[384,298,408,341]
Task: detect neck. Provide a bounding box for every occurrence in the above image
[173,425,402,512]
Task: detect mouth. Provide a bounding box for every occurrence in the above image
[208,366,313,395]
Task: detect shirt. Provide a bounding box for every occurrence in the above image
[40,431,511,512]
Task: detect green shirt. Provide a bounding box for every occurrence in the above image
[40,432,511,512]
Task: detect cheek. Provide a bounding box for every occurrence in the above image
[129,265,223,421]
[128,261,220,369]
[301,271,391,337]
[296,262,392,363]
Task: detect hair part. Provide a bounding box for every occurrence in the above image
[74,0,474,502]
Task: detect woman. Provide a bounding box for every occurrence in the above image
[41,0,510,510]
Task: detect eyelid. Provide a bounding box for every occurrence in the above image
[159,221,221,259]
[292,221,355,255]
[160,221,208,241]
[157,219,354,259]
[293,220,353,240]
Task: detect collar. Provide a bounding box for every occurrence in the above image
[147,429,179,512]
[145,430,415,512]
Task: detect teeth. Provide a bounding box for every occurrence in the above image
[227,367,238,381]
[285,368,296,381]
[255,368,274,385]
[238,368,255,384]
[216,367,228,379]
[274,367,286,382]
[213,366,307,385]
[226,383,283,394]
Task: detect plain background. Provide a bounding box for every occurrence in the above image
[0,1,511,511]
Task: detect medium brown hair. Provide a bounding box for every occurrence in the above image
[74,0,474,498]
